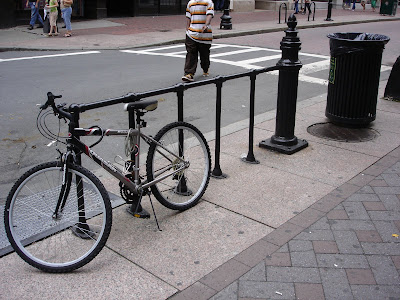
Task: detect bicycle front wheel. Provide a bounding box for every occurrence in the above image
[4,161,112,272]
[146,122,211,211]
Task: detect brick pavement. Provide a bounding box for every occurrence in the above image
[170,147,400,299]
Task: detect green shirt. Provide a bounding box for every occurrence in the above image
[49,0,58,12]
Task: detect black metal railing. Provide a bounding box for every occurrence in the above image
[278,3,288,24]
[74,14,308,178]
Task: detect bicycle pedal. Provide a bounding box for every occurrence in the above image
[126,206,150,219]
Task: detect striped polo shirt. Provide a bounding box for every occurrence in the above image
[186,0,214,44]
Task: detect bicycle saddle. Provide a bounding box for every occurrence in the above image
[124,99,158,112]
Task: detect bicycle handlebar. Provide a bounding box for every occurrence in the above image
[42,92,74,121]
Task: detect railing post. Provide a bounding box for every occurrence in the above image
[242,71,260,164]
[220,0,232,29]
[259,14,308,155]
[211,77,227,178]
[176,83,184,122]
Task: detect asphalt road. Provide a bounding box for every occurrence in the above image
[0,21,397,204]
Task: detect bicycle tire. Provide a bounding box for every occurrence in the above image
[146,122,211,211]
[4,161,112,272]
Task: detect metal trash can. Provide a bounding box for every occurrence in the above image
[380,0,398,15]
[326,33,390,127]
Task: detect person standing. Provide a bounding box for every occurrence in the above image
[45,0,59,36]
[182,0,214,82]
[60,0,73,37]
[26,0,44,30]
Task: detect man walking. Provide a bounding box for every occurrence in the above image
[182,0,214,82]
[26,1,44,30]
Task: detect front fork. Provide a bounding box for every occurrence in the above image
[53,150,95,239]
[52,151,73,220]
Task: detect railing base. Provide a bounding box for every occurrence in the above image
[259,138,308,155]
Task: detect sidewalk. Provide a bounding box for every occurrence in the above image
[0,8,399,50]
[1,7,400,300]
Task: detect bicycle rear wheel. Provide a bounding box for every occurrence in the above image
[4,161,112,272]
[146,122,211,211]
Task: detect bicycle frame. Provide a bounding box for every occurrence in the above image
[69,125,188,194]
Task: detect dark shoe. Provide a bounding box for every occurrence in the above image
[37,24,43,29]
[182,73,194,82]
[28,25,33,30]
[62,25,66,28]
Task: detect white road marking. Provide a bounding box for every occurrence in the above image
[0,51,101,62]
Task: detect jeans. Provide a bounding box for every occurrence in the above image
[294,1,299,13]
[29,2,44,26]
[62,7,72,31]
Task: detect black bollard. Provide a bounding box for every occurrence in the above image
[325,0,334,21]
[259,14,308,155]
[220,0,232,30]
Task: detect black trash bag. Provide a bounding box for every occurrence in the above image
[327,32,390,56]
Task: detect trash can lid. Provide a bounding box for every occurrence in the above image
[328,32,390,55]
[327,32,390,43]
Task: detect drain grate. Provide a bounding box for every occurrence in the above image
[307,122,380,143]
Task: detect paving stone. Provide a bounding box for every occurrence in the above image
[381,173,400,186]
[310,194,345,213]
[395,220,400,232]
[368,211,400,221]
[346,193,380,202]
[347,173,375,187]
[378,194,400,211]
[373,220,400,243]
[367,255,400,285]
[294,229,335,241]
[312,241,339,254]
[342,202,371,220]
[355,230,383,243]
[238,281,295,299]
[277,244,289,253]
[235,239,280,267]
[358,186,375,194]
[329,219,376,231]
[309,217,331,230]
[384,161,400,173]
[239,262,266,282]
[209,281,238,300]
[326,210,349,220]
[333,230,363,254]
[294,283,325,300]
[345,268,376,285]
[266,266,321,283]
[290,250,318,267]
[264,252,291,267]
[199,259,251,292]
[373,187,400,195]
[369,179,389,187]
[363,156,399,176]
[320,268,353,300]
[331,183,361,199]
[169,282,217,300]
[362,242,400,255]
[362,201,387,211]
[288,240,313,252]
[316,254,369,268]
[391,255,400,269]
[351,285,400,300]
[289,208,325,228]
[263,222,305,247]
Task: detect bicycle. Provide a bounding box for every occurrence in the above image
[4,92,211,273]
